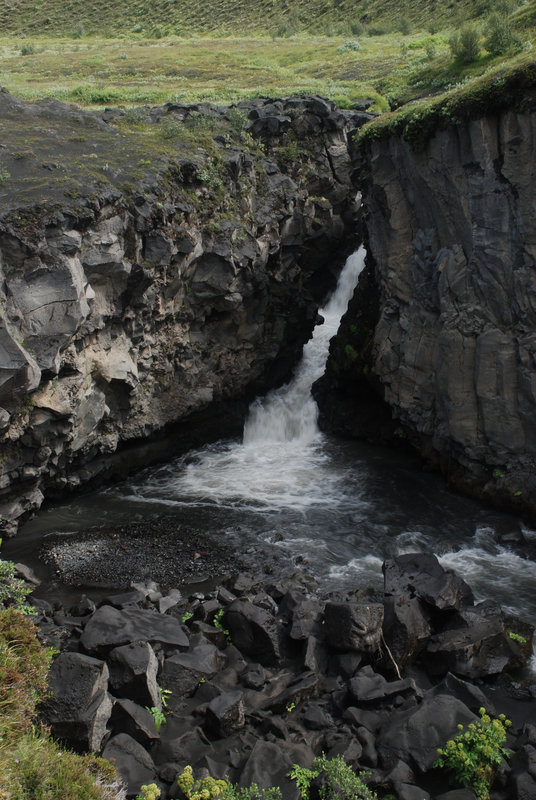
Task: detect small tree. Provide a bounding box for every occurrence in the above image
[484,12,522,55]
[449,25,481,63]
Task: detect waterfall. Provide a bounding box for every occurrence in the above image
[243,246,366,446]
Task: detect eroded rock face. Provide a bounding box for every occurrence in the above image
[317,108,536,519]
[0,93,368,533]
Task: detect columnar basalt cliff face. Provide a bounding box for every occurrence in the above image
[318,107,536,518]
[0,91,370,533]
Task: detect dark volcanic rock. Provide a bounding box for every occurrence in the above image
[80,605,189,654]
[224,599,281,665]
[324,600,384,653]
[383,553,474,611]
[40,651,112,752]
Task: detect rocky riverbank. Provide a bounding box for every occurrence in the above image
[32,552,536,800]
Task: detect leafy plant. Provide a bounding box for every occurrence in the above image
[0,543,34,615]
[146,706,166,731]
[286,701,296,713]
[508,631,527,644]
[176,767,282,800]
[182,610,194,623]
[0,165,10,186]
[288,755,378,800]
[136,785,161,800]
[434,707,511,800]
[213,608,232,644]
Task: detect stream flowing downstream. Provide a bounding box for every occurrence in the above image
[11,248,536,622]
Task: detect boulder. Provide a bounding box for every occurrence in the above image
[324,601,384,653]
[205,690,245,738]
[224,599,281,665]
[382,594,431,667]
[40,652,112,752]
[376,692,477,772]
[423,617,513,678]
[383,553,474,611]
[102,733,157,796]
[349,665,418,705]
[238,740,299,800]
[110,698,160,748]
[80,605,189,654]
[162,642,226,698]
[108,641,161,709]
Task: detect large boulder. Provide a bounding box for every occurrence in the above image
[108,641,161,709]
[376,692,477,772]
[324,601,384,653]
[383,554,474,611]
[102,733,158,796]
[224,599,282,665]
[40,652,113,752]
[80,605,189,654]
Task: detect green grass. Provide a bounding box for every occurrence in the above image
[0,0,512,38]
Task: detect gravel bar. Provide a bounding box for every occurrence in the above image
[39,516,252,590]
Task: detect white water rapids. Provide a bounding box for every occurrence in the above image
[12,248,536,627]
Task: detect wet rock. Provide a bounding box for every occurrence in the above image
[155,726,213,767]
[40,651,112,752]
[102,733,157,796]
[324,601,384,653]
[383,554,474,611]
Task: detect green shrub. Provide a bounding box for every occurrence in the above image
[484,12,522,54]
[176,766,282,800]
[337,40,361,52]
[397,17,412,35]
[20,44,35,55]
[0,547,33,614]
[449,25,481,62]
[434,708,511,800]
[349,21,364,36]
[288,755,378,800]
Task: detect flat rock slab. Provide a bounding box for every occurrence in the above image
[80,605,189,653]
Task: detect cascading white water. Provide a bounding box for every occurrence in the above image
[165,247,367,510]
[244,246,366,446]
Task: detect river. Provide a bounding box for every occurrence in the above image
[8,248,536,622]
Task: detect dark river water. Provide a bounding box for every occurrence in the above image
[7,249,536,639]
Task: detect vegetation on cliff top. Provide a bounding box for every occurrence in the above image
[356,52,536,150]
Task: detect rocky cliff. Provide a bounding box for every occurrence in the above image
[316,71,536,520]
[0,90,371,534]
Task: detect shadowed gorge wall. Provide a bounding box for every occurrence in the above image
[317,106,536,519]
